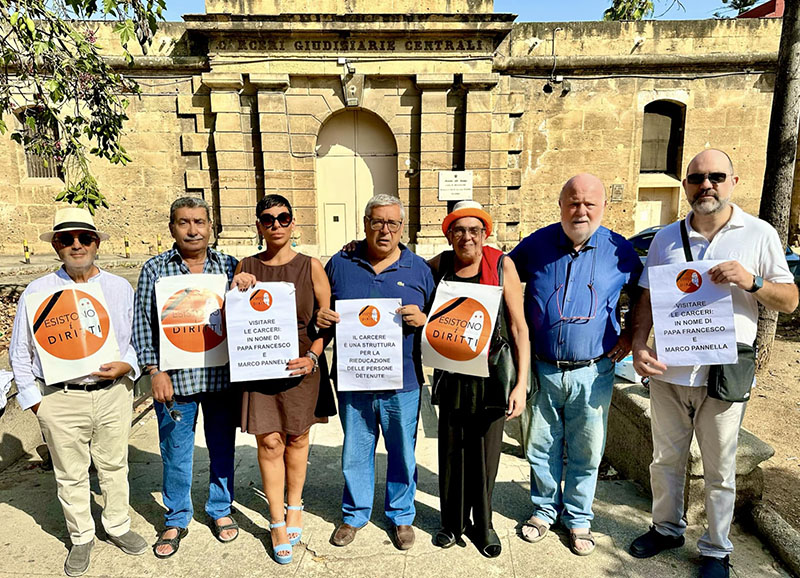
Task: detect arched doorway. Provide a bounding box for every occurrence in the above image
[316,109,398,256]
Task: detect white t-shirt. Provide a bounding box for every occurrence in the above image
[639,204,795,387]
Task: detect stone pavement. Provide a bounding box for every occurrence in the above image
[0,385,791,578]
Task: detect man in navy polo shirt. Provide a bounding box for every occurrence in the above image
[318,194,434,551]
[509,173,642,556]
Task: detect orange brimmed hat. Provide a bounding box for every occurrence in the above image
[441,200,493,237]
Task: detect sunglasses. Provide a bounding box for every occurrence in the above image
[450,226,485,239]
[258,212,292,228]
[686,172,728,185]
[53,232,99,246]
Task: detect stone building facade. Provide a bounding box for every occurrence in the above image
[1,0,798,258]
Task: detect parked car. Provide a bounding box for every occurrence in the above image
[627,225,800,283]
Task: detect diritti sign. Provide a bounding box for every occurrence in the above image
[212,37,494,53]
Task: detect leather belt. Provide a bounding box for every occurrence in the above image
[539,355,605,371]
[49,379,115,391]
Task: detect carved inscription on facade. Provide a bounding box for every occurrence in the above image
[213,37,492,53]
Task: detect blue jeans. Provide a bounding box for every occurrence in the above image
[524,357,614,529]
[154,389,238,528]
[338,388,421,528]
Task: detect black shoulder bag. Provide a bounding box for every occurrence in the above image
[680,220,754,402]
[488,254,538,401]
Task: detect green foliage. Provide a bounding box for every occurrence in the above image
[0,0,166,212]
[713,0,759,18]
[603,0,685,20]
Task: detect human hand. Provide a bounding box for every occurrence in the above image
[341,239,359,253]
[606,334,632,363]
[92,362,132,380]
[316,307,340,329]
[709,260,755,291]
[397,304,426,327]
[632,341,667,377]
[151,371,174,403]
[287,356,316,376]
[506,383,527,420]
[231,272,258,291]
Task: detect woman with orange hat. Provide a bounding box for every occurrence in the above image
[429,200,531,557]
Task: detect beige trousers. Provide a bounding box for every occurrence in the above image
[648,378,746,558]
[37,380,133,545]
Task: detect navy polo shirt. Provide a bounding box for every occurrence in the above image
[325,241,435,392]
[510,223,642,362]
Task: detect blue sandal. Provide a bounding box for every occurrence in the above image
[286,504,304,545]
[269,521,292,565]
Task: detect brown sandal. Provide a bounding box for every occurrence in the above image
[521,516,550,543]
[153,527,188,559]
[569,530,596,556]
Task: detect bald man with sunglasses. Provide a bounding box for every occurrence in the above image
[10,207,146,576]
[629,149,798,578]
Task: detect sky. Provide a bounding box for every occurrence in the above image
[161,0,741,22]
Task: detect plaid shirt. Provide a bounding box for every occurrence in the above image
[133,245,238,396]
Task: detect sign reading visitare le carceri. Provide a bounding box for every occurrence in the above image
[212,36,495,53]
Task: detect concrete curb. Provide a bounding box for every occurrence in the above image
[748,503,800,578]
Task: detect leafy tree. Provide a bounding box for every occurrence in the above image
[713,0,759,18]
[603,0,685,20]
[0,0,165,213]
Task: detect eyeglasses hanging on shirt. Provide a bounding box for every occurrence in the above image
[554,247,598,321]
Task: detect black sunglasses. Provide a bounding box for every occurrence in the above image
[258,212,292,228]
[54,232,99,246]
[686,172,728,185]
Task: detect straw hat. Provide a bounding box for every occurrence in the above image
[441,200,493,237]
[40,206,109,242]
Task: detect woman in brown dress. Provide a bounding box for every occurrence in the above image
[232,194,333,564]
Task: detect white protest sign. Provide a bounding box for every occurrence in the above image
[421,281,503,378]
[336,298,403,391]
[25,284,122,385]
[156,274,229,370]
[649,260,737,367]
[225,282,299,382]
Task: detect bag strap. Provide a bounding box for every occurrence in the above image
[497,253,505,287]
[679,219,693,262]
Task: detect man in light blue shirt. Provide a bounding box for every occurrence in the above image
[10,207,146,576]
[510,174,641,556]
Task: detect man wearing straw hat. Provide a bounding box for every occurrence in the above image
[10,206,147,576]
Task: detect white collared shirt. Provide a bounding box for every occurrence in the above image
[640,204,794,387]
[10,267,141,409]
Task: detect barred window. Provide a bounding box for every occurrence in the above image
[18,109,63,180]
[640,100,685,177]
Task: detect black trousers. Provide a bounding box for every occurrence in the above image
[438,403,505,542]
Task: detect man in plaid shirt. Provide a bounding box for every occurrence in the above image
[133,197,239,558]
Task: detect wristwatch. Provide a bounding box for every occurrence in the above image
[747,275,763,293]
[305,351,319,373]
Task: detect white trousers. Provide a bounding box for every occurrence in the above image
[37,380,133,545]
[648,378,746,558]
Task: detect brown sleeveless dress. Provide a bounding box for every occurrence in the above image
[239,253,329,435]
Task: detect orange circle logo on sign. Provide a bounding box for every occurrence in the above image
[161,288,226,353]
[358,305,380,327]
[249,289,272,312]
[33,289,111,360]
[676,269,703,293]
[425,297,492,362]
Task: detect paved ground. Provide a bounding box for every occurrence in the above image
[0,384,791,578]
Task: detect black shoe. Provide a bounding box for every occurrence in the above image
[699,555,730,578]
[629,526,685,558]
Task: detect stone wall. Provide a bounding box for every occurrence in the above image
[1,16,797,258]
